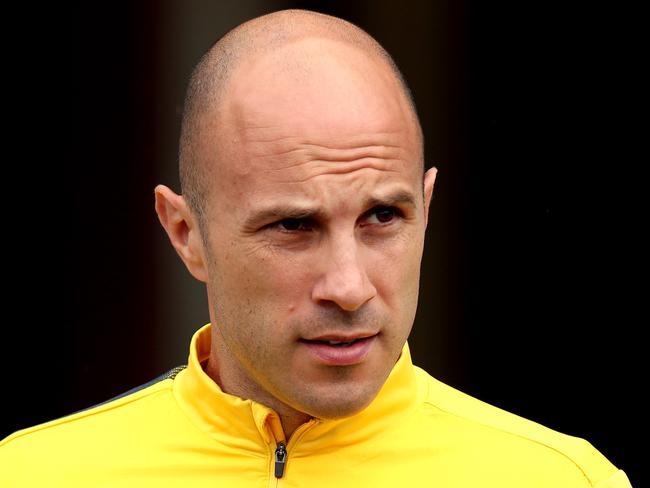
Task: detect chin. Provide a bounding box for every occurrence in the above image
[298,382,380,420]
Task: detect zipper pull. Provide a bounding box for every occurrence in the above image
[274,441,287,478]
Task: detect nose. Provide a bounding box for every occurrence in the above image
[311,235,377,311]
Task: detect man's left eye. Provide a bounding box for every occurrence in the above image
[366,206,397,224]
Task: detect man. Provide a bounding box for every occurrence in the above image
[0,9,631,487]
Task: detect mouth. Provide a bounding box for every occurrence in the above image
[301,331,378,343]
[299,333,378,365]
[303,337,367,347]
[319,339,360,347]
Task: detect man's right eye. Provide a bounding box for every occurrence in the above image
[277,218,313,232]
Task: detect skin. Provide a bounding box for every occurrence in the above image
[155,36,437,438]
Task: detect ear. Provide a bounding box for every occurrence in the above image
[423,166,437,228]
[154,184,209,283]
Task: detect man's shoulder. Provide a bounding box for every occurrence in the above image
[2,366,185,447]
[411,365,630,487]
[0,367,185,473]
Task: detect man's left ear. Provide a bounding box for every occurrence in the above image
[423,166,437,228]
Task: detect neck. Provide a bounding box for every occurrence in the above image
[204,349,311,440]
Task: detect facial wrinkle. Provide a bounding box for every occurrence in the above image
[267,158,404,186]
[265,147,404,173]
[247,142,404,162]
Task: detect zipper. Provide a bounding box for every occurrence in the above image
[271,419,319,481]
[274,442,287,478]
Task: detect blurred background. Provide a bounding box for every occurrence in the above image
[4,0,642,484]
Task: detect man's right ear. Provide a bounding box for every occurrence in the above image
[154,184,209,283]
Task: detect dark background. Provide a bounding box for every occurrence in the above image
[5,1,641,485]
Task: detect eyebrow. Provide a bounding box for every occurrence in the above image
[243,189,418,229]
[363,190,417,211]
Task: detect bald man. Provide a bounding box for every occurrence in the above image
[0,9,631,488]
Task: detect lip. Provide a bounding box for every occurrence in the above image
[300,334,377,366]
[304,331,378,342]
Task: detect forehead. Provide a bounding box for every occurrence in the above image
[209,37,422,212]
[230,40,413,136]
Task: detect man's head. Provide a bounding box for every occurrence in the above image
[155,9,437,431]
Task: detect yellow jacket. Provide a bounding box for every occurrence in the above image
[1,323,631,487]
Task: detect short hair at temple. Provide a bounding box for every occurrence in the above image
[178,9,424,238]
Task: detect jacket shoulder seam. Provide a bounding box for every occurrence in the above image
[420,399,594,485]
[1,368,185,447]
[413,365,600,487]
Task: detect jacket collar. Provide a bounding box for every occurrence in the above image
[173,323,421,453]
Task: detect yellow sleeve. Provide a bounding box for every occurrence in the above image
[595,469,633,488]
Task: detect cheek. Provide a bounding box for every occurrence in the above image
[216,241,311,314]
[370,232,424,292]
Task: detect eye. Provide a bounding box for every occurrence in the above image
[366,206,398,225]
[277,218,313,232]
